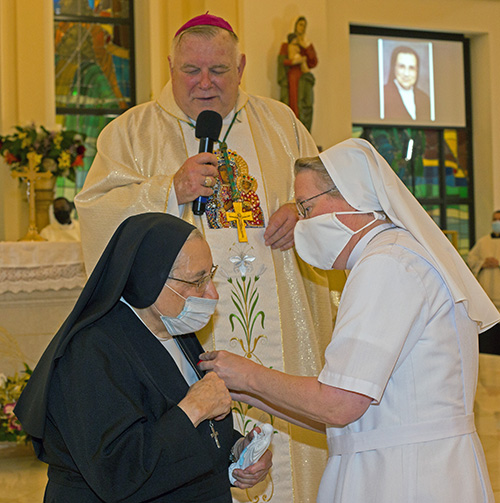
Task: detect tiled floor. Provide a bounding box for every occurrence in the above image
[2,354,499,502]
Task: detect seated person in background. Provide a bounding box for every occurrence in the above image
[40,196,81,242]
[15,213,271,503]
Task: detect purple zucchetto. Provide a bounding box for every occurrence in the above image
[175,12,235,37]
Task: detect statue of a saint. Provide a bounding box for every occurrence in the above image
[278,16,318,131]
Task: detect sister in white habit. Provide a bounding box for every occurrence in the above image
[201,138,498,502]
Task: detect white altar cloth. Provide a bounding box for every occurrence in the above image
[0,241,87,376]
[0,241,86,294]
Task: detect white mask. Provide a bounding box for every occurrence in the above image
[294,211,385,269]
[156,284,218,335]
[492,221,500,235]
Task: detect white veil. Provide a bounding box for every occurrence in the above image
[319,138,499,332]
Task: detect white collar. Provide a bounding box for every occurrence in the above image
[394,78,414,96]
[52,220,75,229]
[394,79,416,120]
[346,222,396,270]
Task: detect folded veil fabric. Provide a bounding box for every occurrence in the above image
[15,213,196,439]
[318,138,500,332]
[228,423,274,484]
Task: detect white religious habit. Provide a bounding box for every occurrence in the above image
[309,138,498,503]
[40,219,81,242]
[75,82,338,503]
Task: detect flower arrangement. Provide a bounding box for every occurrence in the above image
[0,364,32,443]
[0,124,86,182]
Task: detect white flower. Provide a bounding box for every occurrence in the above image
[229,253,256,276]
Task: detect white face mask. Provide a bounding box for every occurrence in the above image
[492,221,500,235]
[294,211,385,269]
[156,284,218,335]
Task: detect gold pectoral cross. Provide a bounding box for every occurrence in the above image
[227,201,252,242]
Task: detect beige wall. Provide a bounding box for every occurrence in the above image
[0,0,55,241]
[1,0,499,241]
[235,0,500,240]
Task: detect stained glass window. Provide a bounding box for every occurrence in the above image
[355,126,473,257]
[422,204,441,227]
[446,204,470,253]
[53,0,135,201]
[444,129,469,198]
[350,25,473,259]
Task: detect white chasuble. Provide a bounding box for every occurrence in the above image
[179,112,292,502]
[76,83,340,503]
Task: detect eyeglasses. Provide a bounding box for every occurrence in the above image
[296,188,335,218]
[167,264,218,293]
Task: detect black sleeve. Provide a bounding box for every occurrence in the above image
[47,326,229,502]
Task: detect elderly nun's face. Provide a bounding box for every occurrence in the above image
[155,236,218,318]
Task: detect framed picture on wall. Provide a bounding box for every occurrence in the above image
[350,27,467,128]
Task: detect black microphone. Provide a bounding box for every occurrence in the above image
[192,110,223,215]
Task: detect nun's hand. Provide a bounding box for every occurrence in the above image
[178,372,231,427]
[199,350,258,392]
[264,203,299,251]
[232,448,273,489]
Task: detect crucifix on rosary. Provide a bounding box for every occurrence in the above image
[171,334,222,449]
[209,420,221,448]
[11,154,52,241]
[219,134,253,243]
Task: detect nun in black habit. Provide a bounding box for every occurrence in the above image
[14,213,271,502]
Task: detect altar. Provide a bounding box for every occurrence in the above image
[0,241,87,377]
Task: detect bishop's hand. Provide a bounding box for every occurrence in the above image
[264,203,299,251]
[173,152,219,205]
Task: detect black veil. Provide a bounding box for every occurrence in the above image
[15,213,196,439]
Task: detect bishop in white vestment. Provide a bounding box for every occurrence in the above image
[75,70,339,503]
